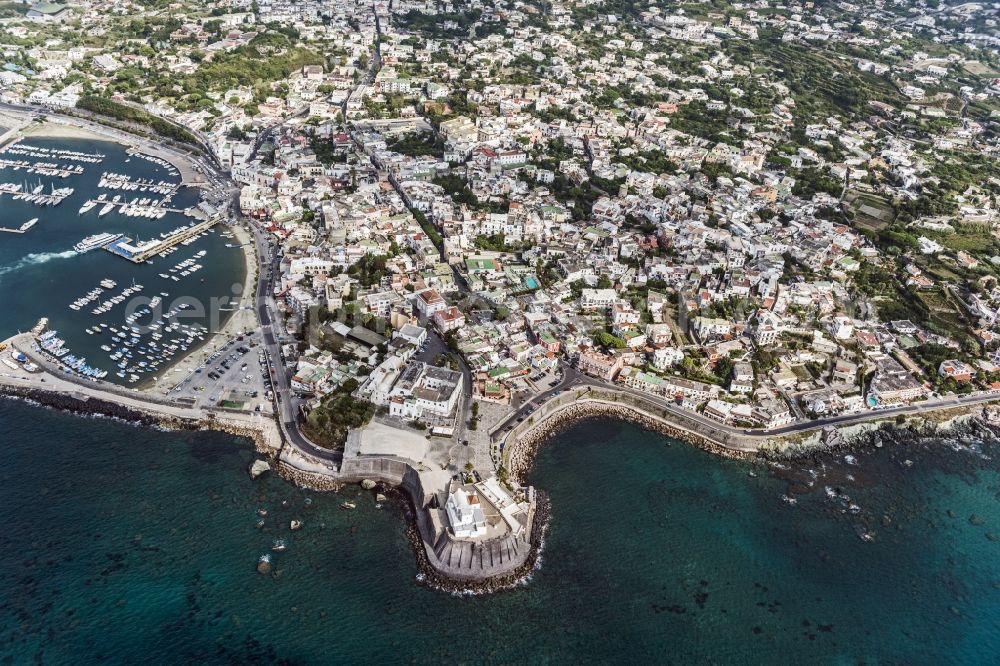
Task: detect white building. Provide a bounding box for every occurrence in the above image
[581,288,617,310]
[396,324,428,347]
[652,347,684,370]
[445,488,487,538]
[386,361,464,419]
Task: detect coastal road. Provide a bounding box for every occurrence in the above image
[247,220,341,463]
[491,366,582,436]
[492,367,1000,450]
[765,391,994,436]
[2,101,336,468]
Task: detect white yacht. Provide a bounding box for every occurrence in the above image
[74,233,122,253]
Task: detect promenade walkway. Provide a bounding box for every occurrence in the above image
[0,333,282,451]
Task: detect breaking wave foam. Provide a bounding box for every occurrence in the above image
[0,249,77,278]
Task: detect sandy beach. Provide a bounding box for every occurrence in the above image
[21,120,107,142]
[20,115,207,184]
[141,222,261,400]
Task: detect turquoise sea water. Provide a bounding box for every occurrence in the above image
[0,136,245,385]
[2,401,999,664]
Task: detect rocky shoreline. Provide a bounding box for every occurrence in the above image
[274,460,345,492]
[0,385,279,456]
[786,408,1000,461]
[505,401,757,483]
[503,398,1000,482]
[397,485,551,595]
[1,385,172,429]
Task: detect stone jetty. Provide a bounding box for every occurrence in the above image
[390,485,550,594]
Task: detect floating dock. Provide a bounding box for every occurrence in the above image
[0,218,38,234]
[104,216,220,263]
[0,189,73,206]
[0,157,85,177]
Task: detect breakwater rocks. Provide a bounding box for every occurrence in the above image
[506,401,756,482]
[0,385,166,427]
[0,384,281,456]
[763,409,998,462]
[274,460,345,492]
[200,418,280,456]
[402,487,552,595]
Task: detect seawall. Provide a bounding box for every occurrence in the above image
[501,394,758,483]
[273,450,542,592]
[0,382,282,457]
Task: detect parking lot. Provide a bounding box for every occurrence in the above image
[168,332,273,413]
[508,367,563,408]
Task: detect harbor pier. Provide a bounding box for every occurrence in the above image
[104,216,221,264]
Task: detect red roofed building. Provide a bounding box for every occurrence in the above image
[415,288,446,318]
[432,306,465,333]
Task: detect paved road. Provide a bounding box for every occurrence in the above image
[246,220,341,462]
[491,367,582,435]
[248,105,309,161]
[491,367,1000,447]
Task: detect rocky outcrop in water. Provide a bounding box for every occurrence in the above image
[249,459,271,479]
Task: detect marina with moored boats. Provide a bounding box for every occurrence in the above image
[76,195,199,220]
[0,128,245,390]
[0,179,75,206]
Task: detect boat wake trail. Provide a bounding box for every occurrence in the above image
[0,249,78,279]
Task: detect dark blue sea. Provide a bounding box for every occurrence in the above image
[1,401,999,664]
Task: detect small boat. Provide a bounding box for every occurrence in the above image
[271,539,288,553]
[340,502,356,510]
